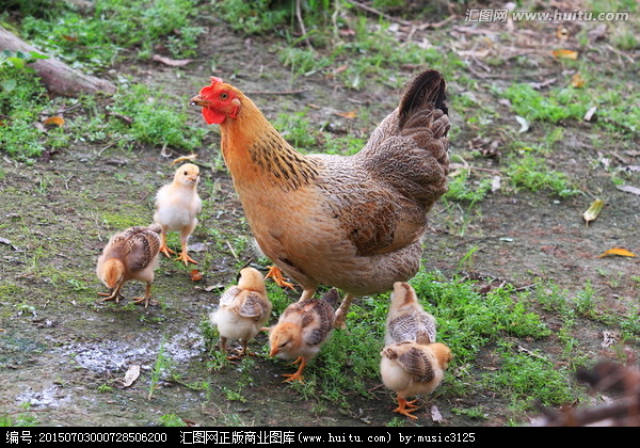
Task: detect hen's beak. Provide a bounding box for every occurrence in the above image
[190,94,208,107]
[269,346,278,357]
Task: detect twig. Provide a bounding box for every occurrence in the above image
[346,0,411,26]
[225,240,239,262]
[243,89,307,96]
[296,0,313,50]
[417,15,457,30]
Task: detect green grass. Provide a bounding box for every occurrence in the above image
[158,413,187,427]
[506,155,581,198]
[444,172,492,204]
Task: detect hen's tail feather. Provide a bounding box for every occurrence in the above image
[398,70,447,130]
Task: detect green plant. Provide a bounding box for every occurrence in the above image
[506,155,580,197]
[158,413,187,427]
[148,339,172,400]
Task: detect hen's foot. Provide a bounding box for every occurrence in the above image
[176,250,198,266]
[159,244,176,258]
[265,266,295,290]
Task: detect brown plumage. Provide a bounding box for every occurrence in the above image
[192,70,449,328]
[385,281,437,346]
[380,341,452,420]
[96,224,162,308]
[209,267,272,359]
[268,289,338,383]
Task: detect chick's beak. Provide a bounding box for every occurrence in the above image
[269,346,278,357]
[190,94,209,107]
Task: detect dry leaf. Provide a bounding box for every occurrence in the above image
[491,175,501,193]
[204,283,225,292]
[616,185,640,196]
[190,270,203,282]
[171,154,197,166]
[152,54,193,67]
[601,330,617,348]
[597,248,636,258]
[119,365,140,388]
[515,115,529,133]
[44,116,65,127]
[584,106,597,122]
[571,73,585,88]
[335,110,357,119]
[431,405,444,423]
[552,49,578,60]
[583,199,604,225]
[334,64,348,74]
[62,35,77,42]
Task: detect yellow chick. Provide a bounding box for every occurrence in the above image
[269,289,338,383]
[380,342,452,420]
[385,281,437,346]
[96,224,162,308]
[153,163,202,265]
[209,267,272,359]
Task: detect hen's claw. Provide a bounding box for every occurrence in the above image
[265,266,295,290]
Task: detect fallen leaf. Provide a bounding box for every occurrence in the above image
[43,116,64,127]
[588,24,607,42]
[334,64,348,74]
[584,106,597,121]
[152,54,193,67]
[597,248,636,258]
[335,110,357,119]
[552,49,578,60]
[62,35,77,42]
[515,115,529,133]
[189,242,207,253]
[204,283,225,292]
[616,185,640,196]
[339,29,355,37]
[190,270,203,282]
[170,154,197,166]
[571,73,585,88]
[529,78,557,90]
[601,330,617,348]
[118,365,140,388]
[491,175,501,193]
[431,405,444,423]
[583,199,604,225]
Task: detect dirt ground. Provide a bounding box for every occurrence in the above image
[1,7,639,427]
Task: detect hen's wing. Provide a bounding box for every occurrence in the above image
[397,346,435,383]
[117,226,160,271]
[388,311,436,345]
[316,70,449,257]
[300,299,334,346]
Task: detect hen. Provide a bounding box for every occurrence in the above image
[385,281,436,346]
[191,70,449,328]
[96,224,162,308]
[268,289,338,383]
[153,163,202,265]
[209,267,272,359]
[380,341,451,420]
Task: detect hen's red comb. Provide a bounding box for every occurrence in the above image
[199,77,224,96]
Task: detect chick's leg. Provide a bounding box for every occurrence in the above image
[298,287,316,303]
[133,283,157,308]
[333,293,354,329]
[393,395,420,420]
[265,266,295,290]
[159,226,175,258]
[282,356,306,383]
[176,224,197,265]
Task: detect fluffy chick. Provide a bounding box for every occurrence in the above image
[209,267,272,359]
[269,289,338,383]
[380,342,452,420]
[96,224,162,308]
[385,281,437,346]
[153,163,202,265]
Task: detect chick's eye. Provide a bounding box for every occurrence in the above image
[184,171,188,175]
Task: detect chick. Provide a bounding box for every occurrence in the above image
[96,224,162,308]
[153,163,202,265]
[209,267,272,359]
[269,289,338,383]
[385,282,437,346]
[380,342,452,420]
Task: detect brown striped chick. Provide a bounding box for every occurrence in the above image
[269,289,338,383]
[380,342,452,420]
[385,281,437,346]
[96,224,162,308]
[153,163,202,265]
[209,267,272,360]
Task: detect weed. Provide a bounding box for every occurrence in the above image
[148,339,172,400]
[158,413,187,427]
[506,155,581,197]
[451,406,487,420]
[444,172,492,204]
[273,110,318,148]
[97,384,113,393]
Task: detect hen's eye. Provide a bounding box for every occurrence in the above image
[220,92,228,100]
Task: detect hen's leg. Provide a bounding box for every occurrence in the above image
[282,356,306,383]
[265,266,295,290]
[133,283,157,308]
[159,226,175,258]
[99,281,124,304]
[176,223,197,265]
[393,395,419,420]
[297,287,316,303]
[333,293,354,329]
